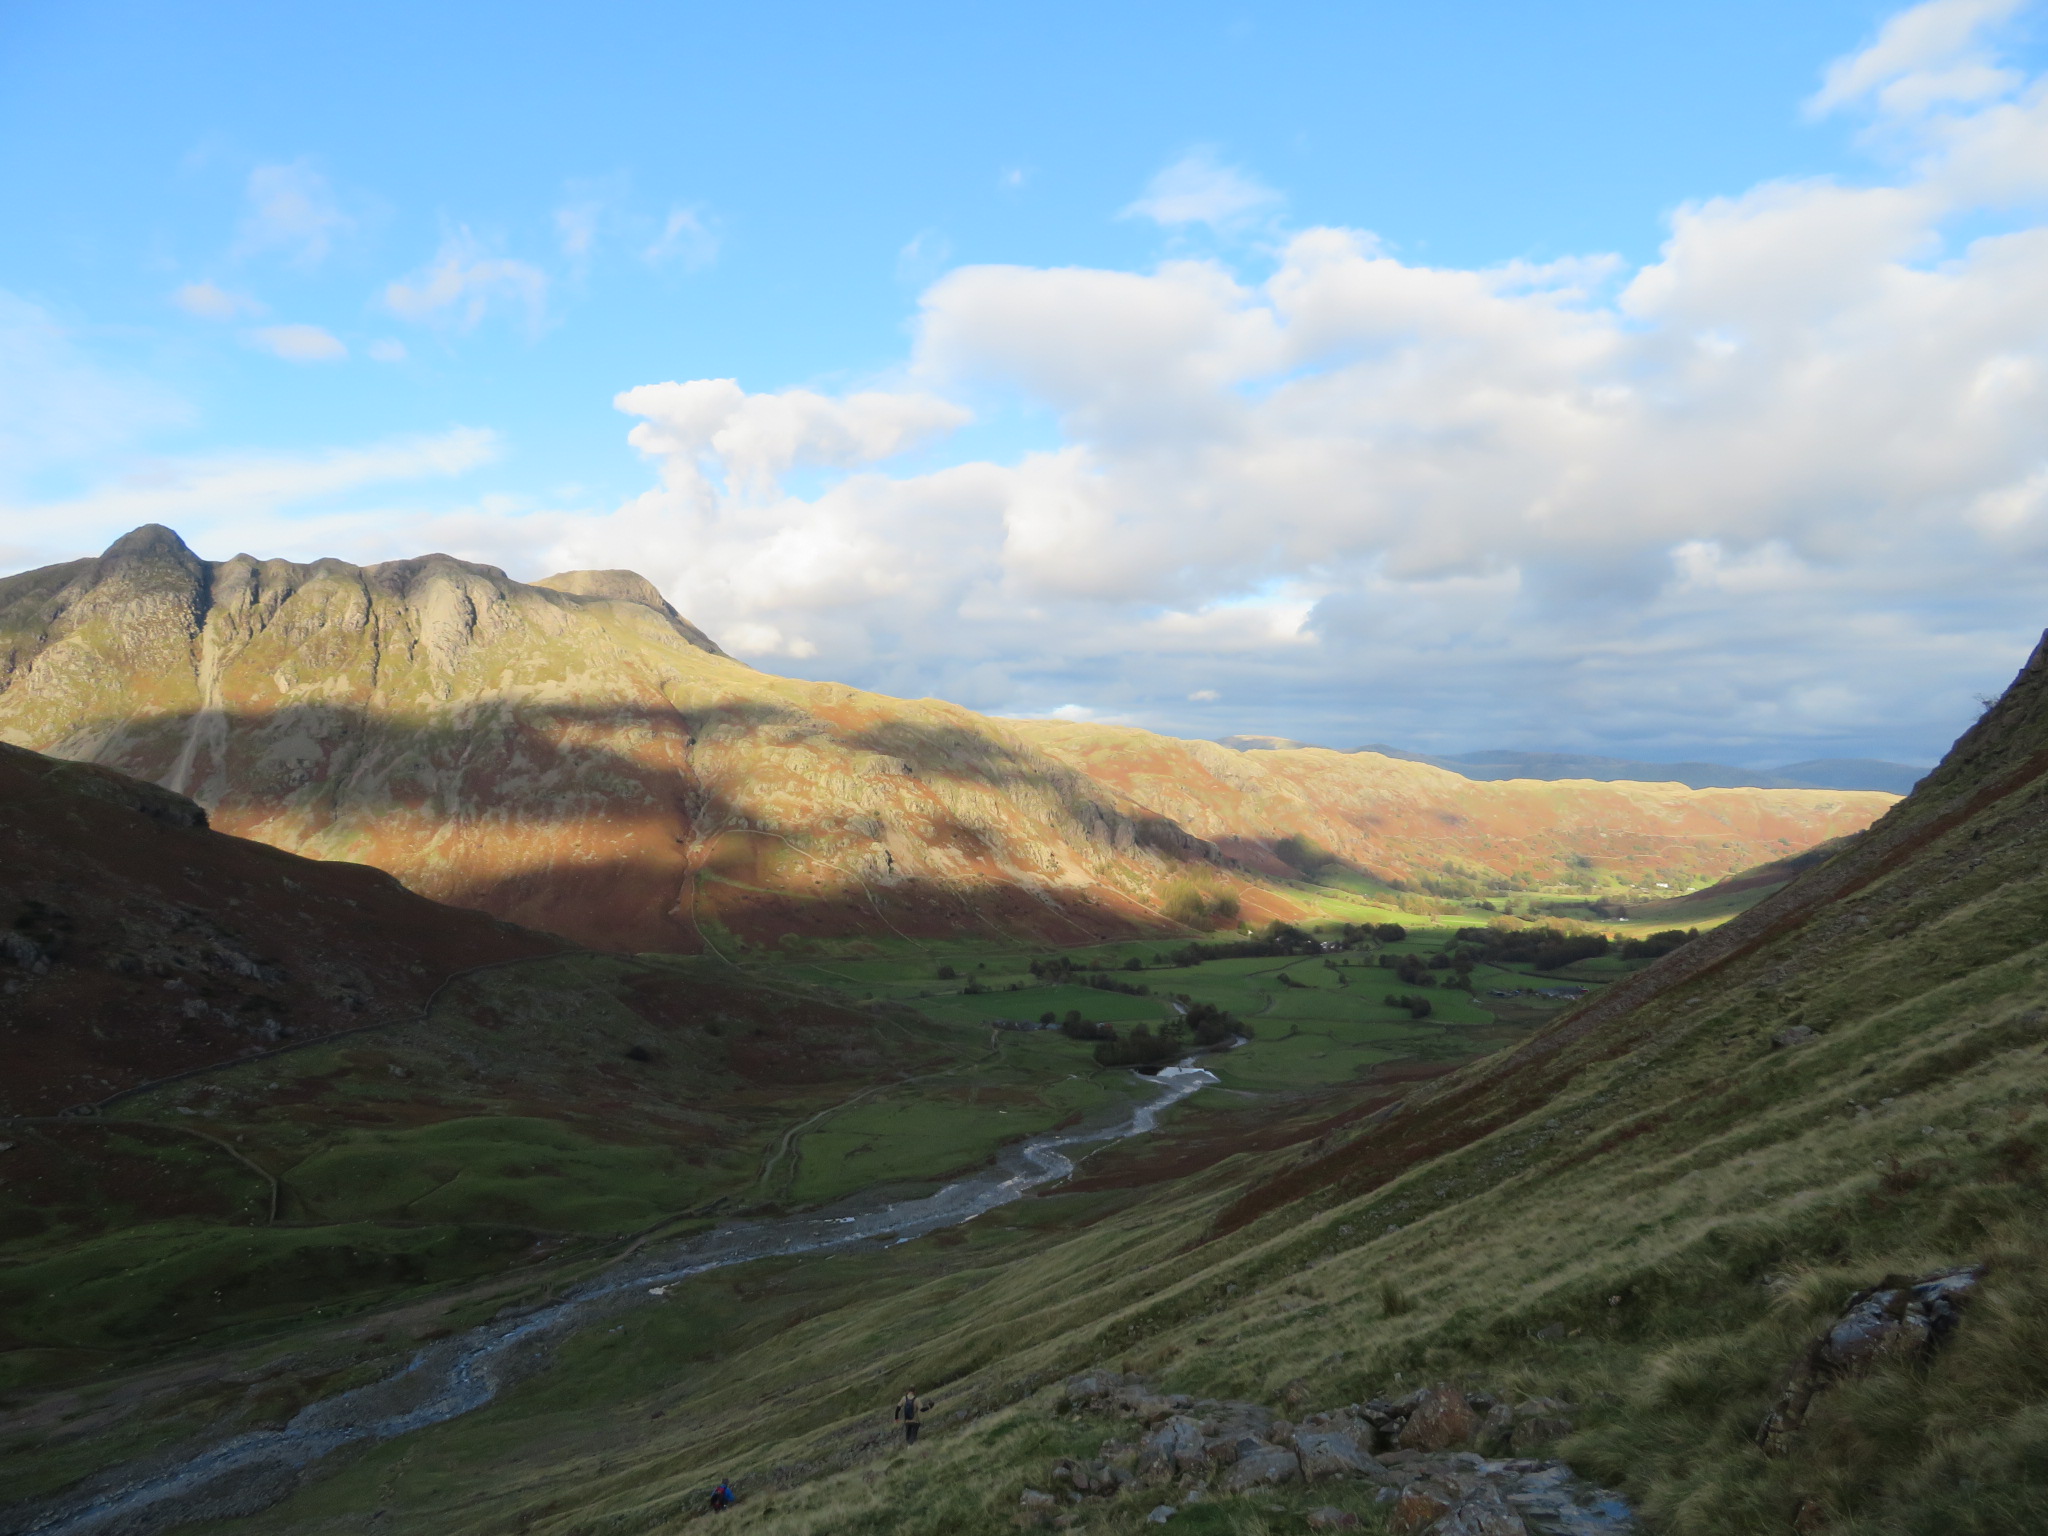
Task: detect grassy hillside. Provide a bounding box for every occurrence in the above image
[116,632,2048,1536]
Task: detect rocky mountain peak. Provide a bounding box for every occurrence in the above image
[533,567,725,655]
[98,523,201,567]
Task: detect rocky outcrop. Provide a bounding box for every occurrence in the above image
[1054,1371,1631,1534]
[1757,1265,1984,1455]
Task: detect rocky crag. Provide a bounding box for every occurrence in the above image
[0,528,1893,953]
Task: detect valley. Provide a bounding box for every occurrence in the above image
[3,527,2039,1536]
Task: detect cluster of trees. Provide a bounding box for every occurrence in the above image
[1093,1023,1182,1069]
[1179,999,1245,1047]
[1618,927,1699,960]
[1039,996,1248,1070]
[1029,955,1152,997]
[1046,1009,1115,1041]
[1378,948,1473,990]
[1165,921,1326,967]
[1454,924,1611,972]
[1337,922,1408,944]
[1383,991,1434,1019]
[1159,877,1242,929]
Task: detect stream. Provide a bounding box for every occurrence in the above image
[14,1066,1219,1536]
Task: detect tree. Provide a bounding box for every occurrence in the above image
[935,964,957,980]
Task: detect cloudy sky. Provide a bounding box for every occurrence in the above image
[4,0,2047,768]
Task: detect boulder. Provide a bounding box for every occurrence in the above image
[1391,1486,1456,1533]
[1207,1433,1270,1467]
[1019,1488,1056,1508]
[1146,1507,1176,1525]
[1307,1509,1361,1531]
[1771,1025,1819,1048]
[1398,1385,1481,1452]
[1295,1428,1388,1481]
[1221,1444,1300,1491]
[1510,1416,1574,1454]
[1137,1415,1208,1480]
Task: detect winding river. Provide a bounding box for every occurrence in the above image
[16,1066,1218,1536]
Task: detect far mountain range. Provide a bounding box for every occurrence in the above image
[1218,737,1926,796]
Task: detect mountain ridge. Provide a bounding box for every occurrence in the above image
[0,528,1898,953]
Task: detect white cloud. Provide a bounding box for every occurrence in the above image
[233,160,353,268]
[246,324,348,363]
[366,338,408,363]
[1809,0,2026,117]
[613,378,969,502]
[1122,148,1283,231]
[384,231,549,332]
[173,281,265,321]
[644,205,719,269]
[0,429,500,554]
[493,9,2048,763]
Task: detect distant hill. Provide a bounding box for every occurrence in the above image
[1229,739,1929,795]
[0,526,1899,952]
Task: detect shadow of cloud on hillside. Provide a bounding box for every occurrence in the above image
[22,701,1214,953]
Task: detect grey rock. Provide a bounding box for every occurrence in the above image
[1146,1505,1176,1524]
[1138,1415,1208,1479]
[1295,1427,1387,1481]
[1221,1444,1300,1491]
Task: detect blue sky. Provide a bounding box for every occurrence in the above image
[4,0,2047,767]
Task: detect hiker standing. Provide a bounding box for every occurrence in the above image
[894,1388,930,1444]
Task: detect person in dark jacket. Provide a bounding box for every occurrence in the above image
[894,1388,930,1444]
[707,1479,735,1512]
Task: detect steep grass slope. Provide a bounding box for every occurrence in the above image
[0,740,559,1115]
[246,634,2048,1536]
[0,529,1890,955]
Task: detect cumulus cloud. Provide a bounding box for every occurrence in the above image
[504,2,2048,764]
[246,324,348,362]
[384,231,549,332]
[1122,148,1283,231]
[233,160,354,268]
